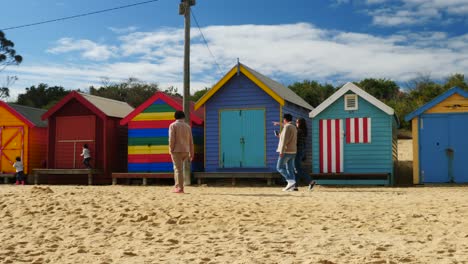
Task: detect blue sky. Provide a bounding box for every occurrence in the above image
[1,0,468,99]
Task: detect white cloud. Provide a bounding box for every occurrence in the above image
[47,38,118,61]
[366,0,468,26]
[5,23,468,100]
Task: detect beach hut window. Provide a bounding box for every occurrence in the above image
[345,94,358,111]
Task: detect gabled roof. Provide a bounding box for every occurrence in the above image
[120,91,204,126]
[195,63,313,110]
[0,102,47,128]
[309,82,395,118]
[42,91,134,120]
[405,86,468,121]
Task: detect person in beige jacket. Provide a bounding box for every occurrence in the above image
[276,113,297,191]
[169,110,194,194]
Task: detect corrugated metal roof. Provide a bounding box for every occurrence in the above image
[79,92,134,118]
[241,64,314,110]
[7,103,48,127]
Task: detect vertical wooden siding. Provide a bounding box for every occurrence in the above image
[205,73,279,172]
[28,127,47,174]
[312,92,394,177]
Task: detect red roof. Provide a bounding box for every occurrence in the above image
[120,91,204,126]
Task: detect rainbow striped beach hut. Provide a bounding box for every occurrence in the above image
[120,92,204,174]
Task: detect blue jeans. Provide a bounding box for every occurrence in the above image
[276,153,296,182]
[295,149,311,186]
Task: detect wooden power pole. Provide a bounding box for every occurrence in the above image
[179,0,195,185]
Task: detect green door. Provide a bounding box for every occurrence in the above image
[220,109,266,168]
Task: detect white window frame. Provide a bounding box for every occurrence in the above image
[344,94,358,111]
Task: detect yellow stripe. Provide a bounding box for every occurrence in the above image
[133,112,175,121]
[412,118,419,184]
[194,64,285,110]
[128,145,203,155]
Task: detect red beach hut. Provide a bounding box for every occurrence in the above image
[40,92,133,184]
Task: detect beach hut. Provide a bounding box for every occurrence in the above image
[40,92,133,184]
[116,92,204,183]
[0,102,47,182]
[405,87,468,184]
[309,82,398,185]
[194,63,313,184]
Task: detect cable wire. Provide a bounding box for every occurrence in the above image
[1,0,160,31]
[191,9,224,76]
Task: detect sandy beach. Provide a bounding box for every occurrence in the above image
[1,184,468,264]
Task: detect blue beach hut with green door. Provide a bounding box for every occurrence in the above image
[194,63,313,184]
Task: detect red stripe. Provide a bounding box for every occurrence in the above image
[319,120,323,173]
[335,119,340,173]
[363,117,368,143]
[327,120,332,173]
[346,118,350,143]
[354,118,359,143]
[128,154,172,163]
[129,120,174,129]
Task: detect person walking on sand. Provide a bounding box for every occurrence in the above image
[293,118,316,191]
[80,144,92,169]
[276,113,297,191]
[169,110,194,194]
[13,157,25,185]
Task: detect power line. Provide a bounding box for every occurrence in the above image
[1,0,161,31]
[191,9,224,76]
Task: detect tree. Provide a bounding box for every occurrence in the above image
[288,80,336,107]
[443,74,467,90]
[90,78,159,107]
[16,83,70,109]
[0,31,22,71]
[356,78,400,101]
[191,87,209,102]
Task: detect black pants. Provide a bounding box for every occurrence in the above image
[16,171,25,181]
[83,158,92,169]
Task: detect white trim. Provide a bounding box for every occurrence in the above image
[309,82,395,118]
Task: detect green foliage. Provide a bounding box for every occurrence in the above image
[16,83,70,109]
[90,78,159,107]
[163,86,182,98]
[288,80,336,107]
[0,30,22,69]
[356,78,399,101]
[191,87,209,102]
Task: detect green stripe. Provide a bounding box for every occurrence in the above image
[128,136,203,146]
[129,137,168,146]
[143,104,175,113]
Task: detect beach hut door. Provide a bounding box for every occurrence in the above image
[319,119,344,173]
[0,126,24,173]
[220,109,266,168]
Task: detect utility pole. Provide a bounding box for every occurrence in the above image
[179,0,195,185]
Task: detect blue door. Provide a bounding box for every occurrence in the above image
[449,115,468,183]
[220,109,266,168]
[420,116,449,183]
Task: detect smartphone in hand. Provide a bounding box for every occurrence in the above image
[274,130,279,136]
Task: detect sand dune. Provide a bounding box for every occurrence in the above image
[1,185,468,263]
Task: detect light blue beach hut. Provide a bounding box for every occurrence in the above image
[309,82,398,185]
